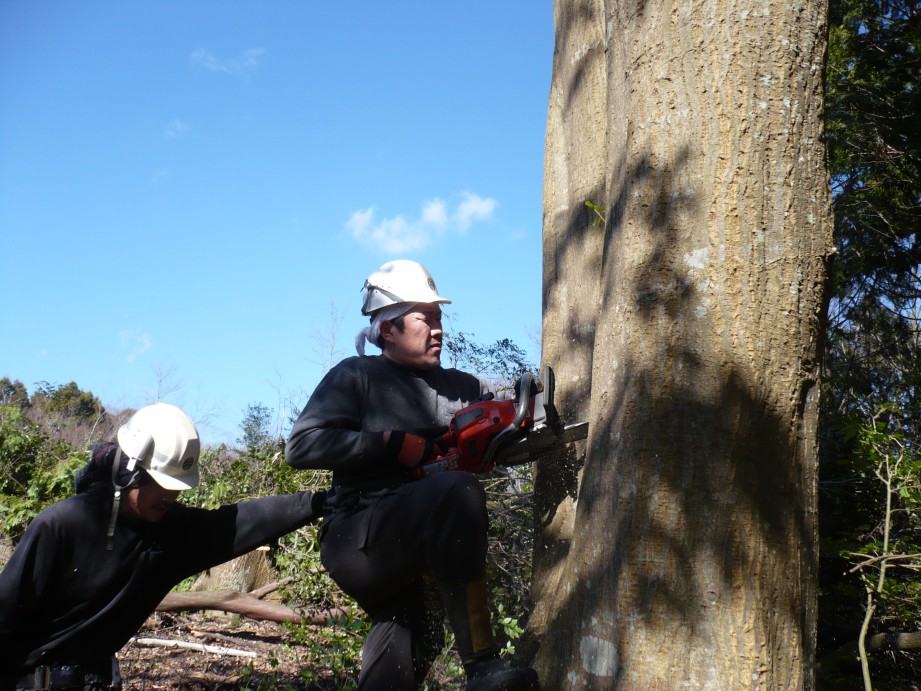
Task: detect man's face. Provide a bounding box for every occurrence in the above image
[382,303,444,369]
[122,481,180,522]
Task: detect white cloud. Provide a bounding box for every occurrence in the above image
[346,193,497,254]
[420,199,449,228]
[190,47,265,78]
[454,192,497,231]
[164,119,190,140]
[120,330,153,363]
[347,208,433,254]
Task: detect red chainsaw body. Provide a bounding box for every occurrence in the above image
[451,398,520,471]
[416,367,586,479]
[418,396,531,476]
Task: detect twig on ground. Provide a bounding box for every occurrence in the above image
[130,637,257,658]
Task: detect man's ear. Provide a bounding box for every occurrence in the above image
[379,320,396,344]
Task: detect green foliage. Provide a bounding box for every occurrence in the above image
[844,407,921,624]
[283,613,367,689]
[835,406,921,687]
[481,466,534,653]
[184,404,324,508]
[0,404,85,541]
[495,602,525,656]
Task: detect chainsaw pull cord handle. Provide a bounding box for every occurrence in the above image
[482,372,533,470]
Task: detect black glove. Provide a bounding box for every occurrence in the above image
[310,489,330,519]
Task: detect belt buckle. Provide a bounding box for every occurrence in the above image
[49,663,83,689]
[33,665,50,691]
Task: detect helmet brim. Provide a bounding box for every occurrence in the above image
[146,466,200,491]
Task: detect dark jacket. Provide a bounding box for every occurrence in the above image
[285,355,488,492]
[0,483,322,688]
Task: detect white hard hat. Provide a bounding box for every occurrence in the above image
[116,403,201,490]
[360,260,451,316]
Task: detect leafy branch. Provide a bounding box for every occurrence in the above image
[584,200,606,227]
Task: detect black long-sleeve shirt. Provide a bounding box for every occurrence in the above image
[286,355,487,491]
[0,487,321,687]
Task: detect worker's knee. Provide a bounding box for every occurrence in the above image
[429,471,487,526]
[421,474,488,581]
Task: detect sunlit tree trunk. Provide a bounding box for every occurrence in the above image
[531,1,833,688]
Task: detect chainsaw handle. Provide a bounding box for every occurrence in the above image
[481,372,533,470]
[512,372,533,429]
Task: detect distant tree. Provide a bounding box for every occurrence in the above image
[0,378,29,409]
[817,0,921,683]
[443,330,537,395]
[823,0,921,429]
[31,381,104,423]
[310,301,347,375]
[237,403,275,457]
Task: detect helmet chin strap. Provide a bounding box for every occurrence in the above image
[106,448,142,551]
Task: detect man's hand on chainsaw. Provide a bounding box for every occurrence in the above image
[384,427,491,479]
[385,430,453,471]
[423,438,494,476]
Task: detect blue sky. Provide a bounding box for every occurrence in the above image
[0,2,553,443]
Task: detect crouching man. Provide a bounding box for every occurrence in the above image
[0,403,326,691]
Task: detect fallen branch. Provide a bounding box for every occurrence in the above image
[191,629,267,648]
[251,576,295,599]
[818,629,921,673]
[157,589,353,626]
[131,637,256,658]
[157,590,306,623]
[185,671,244,685]
[299,606,353,625]
[865,630,921,652]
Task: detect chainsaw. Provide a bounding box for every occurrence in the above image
[415,366,588,478]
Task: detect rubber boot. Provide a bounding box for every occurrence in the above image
[438,579,539,691]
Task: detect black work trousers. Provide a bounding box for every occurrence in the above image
[320,472,488,690]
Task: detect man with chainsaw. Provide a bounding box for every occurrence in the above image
[0,402,326,691]
[286,259,539,691]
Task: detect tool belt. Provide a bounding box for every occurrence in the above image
[14,657,121,691]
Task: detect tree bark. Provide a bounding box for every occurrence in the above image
[529,0,607,652]
[532,1,833,688]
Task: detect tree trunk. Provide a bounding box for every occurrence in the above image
[531,1,833,689]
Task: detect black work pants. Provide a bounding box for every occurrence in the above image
[320,472,488,690]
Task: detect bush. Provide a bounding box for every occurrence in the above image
[0,404,85,542]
